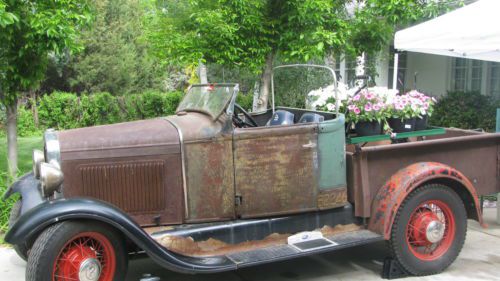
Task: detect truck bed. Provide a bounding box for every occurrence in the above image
[346,128,500,217]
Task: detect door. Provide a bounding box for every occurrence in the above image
[233,123,319,218]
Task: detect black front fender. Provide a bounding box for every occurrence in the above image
[2,173,45,215]
[5,198,236,274]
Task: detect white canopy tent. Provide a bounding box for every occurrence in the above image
[393,0,500,89]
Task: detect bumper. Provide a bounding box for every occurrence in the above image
[3,173,45,215]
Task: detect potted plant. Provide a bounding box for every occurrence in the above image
[346,89,386,136]
[387,93,420,133]
[406,90,436,130]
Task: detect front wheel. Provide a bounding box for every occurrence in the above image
[389,184,467,276]
[26,221,128,281]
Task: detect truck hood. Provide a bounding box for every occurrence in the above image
[57,118,180,161]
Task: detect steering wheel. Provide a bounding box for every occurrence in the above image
[232,103,258,128]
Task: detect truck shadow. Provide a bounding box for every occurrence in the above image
[126,241,389,281]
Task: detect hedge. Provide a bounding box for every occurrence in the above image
[34,91,183,133]
[430,91,500,132]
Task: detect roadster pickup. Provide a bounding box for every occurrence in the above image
[4,65,500,281]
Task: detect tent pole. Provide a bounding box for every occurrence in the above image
[392,53,399,90]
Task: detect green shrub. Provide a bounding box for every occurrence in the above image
[236,93,254,112]
[430,91,500,132]
[38,92,81,130]
[123,91,183,120]
[80,92,122,126]
[17,107,42,137]
[0,171,18,233]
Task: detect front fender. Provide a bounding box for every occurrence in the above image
[368,162,484,239]
[2,172,45,215]
[5,198,236,274]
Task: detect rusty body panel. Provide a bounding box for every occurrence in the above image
[59,118,183,226]
[367,162,484,239]
[347,128,500,221]
[167,112,235,222]
[233,124,319,218]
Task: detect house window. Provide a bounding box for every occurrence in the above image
[452,58,483,93]
[345,54,357,85]
[489,62,500,97]
[388,48,407,92]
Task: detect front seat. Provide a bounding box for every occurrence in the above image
[298,113,324,123]
[267,110,295,126]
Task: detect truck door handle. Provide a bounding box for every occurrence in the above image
[302,141,316,149]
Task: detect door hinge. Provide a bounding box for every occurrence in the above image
[235,195,243,206]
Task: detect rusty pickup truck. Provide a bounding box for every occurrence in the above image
[4,65,500,281]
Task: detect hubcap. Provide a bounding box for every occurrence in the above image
[79,258,102,281]
[426,220,445,243]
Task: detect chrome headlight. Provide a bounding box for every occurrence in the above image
[40,160,64,197]
[32,150,45,179]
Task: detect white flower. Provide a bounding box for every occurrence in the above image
[326,103,335,111]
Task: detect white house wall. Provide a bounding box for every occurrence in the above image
[405,53,450,97]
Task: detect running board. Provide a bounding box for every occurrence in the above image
[226,229,382,268]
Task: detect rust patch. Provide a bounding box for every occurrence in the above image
[156,224,361,257]
[233,125,319,218]
[317,188,348,210]
[184,138,234,222]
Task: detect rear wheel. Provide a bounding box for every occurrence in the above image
[8,199,29,261]
[389,184,467,276]
[26,221,128,281]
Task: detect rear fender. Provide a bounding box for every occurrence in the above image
[5,198,235,274]
[368,162,484,239]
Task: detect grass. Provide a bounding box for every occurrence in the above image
[0,136,43,234]
[0,137,43,174]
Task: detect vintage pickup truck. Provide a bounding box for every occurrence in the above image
[4,65,500,281]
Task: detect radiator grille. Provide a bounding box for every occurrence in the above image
[80,161,166,214]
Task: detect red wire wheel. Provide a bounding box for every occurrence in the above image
[405,200,456,261]
[27,222,127,281]
[389,184,467,276]
[52,232,116,281]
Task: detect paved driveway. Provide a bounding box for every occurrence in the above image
[2,209,500,281]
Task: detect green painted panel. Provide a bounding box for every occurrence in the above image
[496,108,500,133]
[317,114,346,189]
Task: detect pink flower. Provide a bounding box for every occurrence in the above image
[364,103,372,112]
[395,103,405,110]
[373,104,381,111]
[365,93,375,100]
[353,94,361,101]
[353,107,361,115]
[348,104,356,111]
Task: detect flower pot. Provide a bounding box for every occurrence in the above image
[355,121,382,136]
[415,115,428,131]
[388,117,416,133]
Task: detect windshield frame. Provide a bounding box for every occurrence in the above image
[176,83,239,120]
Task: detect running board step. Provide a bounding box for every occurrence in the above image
[226,229,382,267]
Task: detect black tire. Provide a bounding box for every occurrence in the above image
[389,184,467,276]
[8,199,29,261]
[26,221,128,281]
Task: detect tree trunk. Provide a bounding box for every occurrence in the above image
[253,52,274,112]
[31,91,39,127]
[6,101,18,177]
[198,60,208,84]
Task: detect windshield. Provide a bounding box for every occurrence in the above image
[176,84,237,119]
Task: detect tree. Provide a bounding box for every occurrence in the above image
[0,0,91,176]
[148,0,459,111]
[69,0,165,95]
